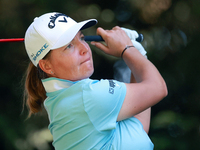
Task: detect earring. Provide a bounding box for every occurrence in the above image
[50,71,54,74]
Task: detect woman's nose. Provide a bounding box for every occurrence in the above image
[79,41,89,55]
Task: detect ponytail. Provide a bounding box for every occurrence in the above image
[23,62,47,117]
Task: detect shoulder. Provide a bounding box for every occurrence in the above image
[81,79,127,131]
[82,79,126,115]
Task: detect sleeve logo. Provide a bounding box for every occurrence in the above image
[108,80,116,94]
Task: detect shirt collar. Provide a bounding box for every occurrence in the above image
[42,77,77,93]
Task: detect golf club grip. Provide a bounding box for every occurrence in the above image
[84,34,143,42]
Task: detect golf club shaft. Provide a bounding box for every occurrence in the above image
[0,38,24,42]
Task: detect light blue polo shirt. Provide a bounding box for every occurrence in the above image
[42,77,154,150]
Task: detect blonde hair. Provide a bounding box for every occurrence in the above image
[23,53,51,117]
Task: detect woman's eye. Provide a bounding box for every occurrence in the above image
[81,36,85,41]
[65,44,72,50]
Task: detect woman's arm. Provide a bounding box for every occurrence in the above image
[92,26,168,127]
[134,107,151,133]
[129,73,151,134]
[116,42,167,120]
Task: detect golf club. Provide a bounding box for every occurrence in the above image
[0,34,143,43]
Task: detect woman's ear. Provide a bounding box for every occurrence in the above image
[38,59,52,75]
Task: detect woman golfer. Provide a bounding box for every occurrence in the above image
[24,12,167,150]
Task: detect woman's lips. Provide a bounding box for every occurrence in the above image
[81,57,90,64]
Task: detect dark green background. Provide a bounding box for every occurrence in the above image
[0,0,199,149]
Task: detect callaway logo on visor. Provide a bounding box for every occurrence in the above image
[48,13,69,29]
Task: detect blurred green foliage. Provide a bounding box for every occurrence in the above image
[0,0,199,149]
